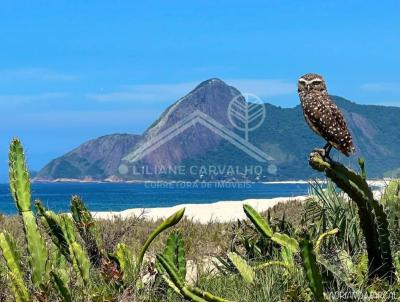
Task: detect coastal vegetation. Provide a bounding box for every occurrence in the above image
[1,138,400,301]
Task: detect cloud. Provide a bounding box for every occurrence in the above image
[87,78,295,102]
[361,82,400,93]
[0,68,79,81]
[0,92,69,104]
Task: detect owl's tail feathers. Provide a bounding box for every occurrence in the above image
[341,145,356,157]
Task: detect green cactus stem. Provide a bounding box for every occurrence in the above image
[309,151,396,283]
[157,254,233,302]
[135,208,185,276]
[243,204,299,253]
[51,270,72,302]
[163,231,186,280]
[299,234,325,302]
[0,232,30,302]
[8,138,48,286]
[71,195,102,267]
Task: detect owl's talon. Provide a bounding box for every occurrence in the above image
[311,148,332,162]
[312,148,325,157]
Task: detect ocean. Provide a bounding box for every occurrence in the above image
[0,182,310,215]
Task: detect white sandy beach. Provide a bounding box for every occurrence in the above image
[90,179,389,223]
[92,195,309,223]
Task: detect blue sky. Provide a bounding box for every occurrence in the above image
[0,1,399,181]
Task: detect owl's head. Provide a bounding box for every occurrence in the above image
[298,73,327,94]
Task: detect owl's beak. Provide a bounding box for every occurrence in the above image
[306,84,310,90]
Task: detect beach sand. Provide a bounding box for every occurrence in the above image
[92,195,309,223]
[91,181,389,223]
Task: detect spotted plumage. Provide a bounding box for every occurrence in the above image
[297,73,355,157]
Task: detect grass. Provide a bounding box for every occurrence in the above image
[0,200,302,262]
[0,200,304,301]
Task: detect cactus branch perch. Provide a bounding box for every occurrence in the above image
[309,150,396,283]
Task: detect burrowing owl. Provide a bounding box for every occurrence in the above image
[297,73,355,157]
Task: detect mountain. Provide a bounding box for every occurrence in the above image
[35,78,400,181]
[183,96,400,180]
[123,78,241,175]
[35,134,141,181]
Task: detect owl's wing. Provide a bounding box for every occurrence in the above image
[327,98,355,154]
[306,95,353,155]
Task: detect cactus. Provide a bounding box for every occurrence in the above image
[135,208,185,276]
[280,246,295,269]
[8,138,48,286]
[227,252,255,284]
[157,231,233,301]
[163,231,186,280]
[114,243,135,284]
[299,234,325,302]
[36,202,71,261]
[36,201,91,286]
[315,228,339,253]
[381,180,400,204]
[0,232,30,302]
[51,270,72,302]
[71,195,102,267]
[243,204,299,253]
[70,242,91,286]
[309,151,396,283]
[157,254,233,302]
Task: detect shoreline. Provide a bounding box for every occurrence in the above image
[91,196,309,223]
[25,179,391,186]
[90,182,388,223]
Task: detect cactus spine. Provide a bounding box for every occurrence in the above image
[8,138,48,286]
